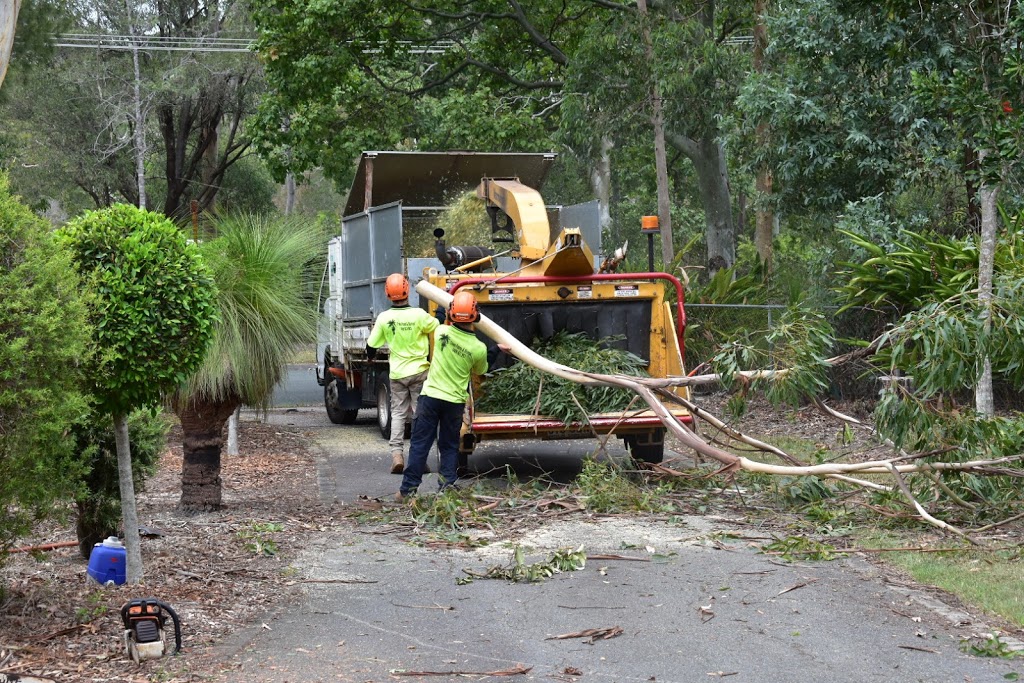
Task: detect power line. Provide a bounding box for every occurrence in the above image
[55,32,752,55]
[56,33,255,53]
[54,33,455,54]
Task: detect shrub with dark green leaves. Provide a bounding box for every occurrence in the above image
[0,173,92,559]
[56,203,218,416]
[57,203,217,582]
[476,331,648,423]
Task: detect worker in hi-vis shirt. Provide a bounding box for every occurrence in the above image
[366,274,439,474]
[397,291,494,501]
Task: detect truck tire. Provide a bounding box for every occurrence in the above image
[624,431,665,464]
[376,381,392,439]
[325,378,358,425]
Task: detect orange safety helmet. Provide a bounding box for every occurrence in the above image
[449,291,479,323]
[384,273,410,301]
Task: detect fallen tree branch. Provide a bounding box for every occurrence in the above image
[546,626,623,643]
[884,462,980,546]
[974,510,1024,533]
[390,665,531,677]
[666,389,890,492]
[415,282,1023,513]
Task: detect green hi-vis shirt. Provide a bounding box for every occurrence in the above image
[422,325,488,404]
[367,306,440,380]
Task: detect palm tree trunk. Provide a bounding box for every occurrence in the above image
[178,398,239,510]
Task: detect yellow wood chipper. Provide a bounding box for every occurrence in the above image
[317,151,691,467]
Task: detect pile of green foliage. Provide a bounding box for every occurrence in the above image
[0,173,92,561]
[574,459,673,513]
[476,331,648,423]
[462,545,587,584]
[405,191,493,257]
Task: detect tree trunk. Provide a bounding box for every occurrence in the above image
[590,136,613,234]
[131,34,147,210]
[964,145,981,232]
[637,0,674,265]
[201,113,220,208]
[285,172,296,215]
[754,167,773,270]
[753,0,774,271]
[663,131,735,273]
[975,177,998,416]
[227,406,241,456]
[0,0,20,90]
[692,138,735,272]
[113,413,144,584]
[178,397,240,510]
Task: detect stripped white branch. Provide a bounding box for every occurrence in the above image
[416,281,1023,484]
[670,390,890,492]
[885,463,980,545]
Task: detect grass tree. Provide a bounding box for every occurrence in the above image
[0,173,92,561]
[58,204,217,583]
[173,213,319,511]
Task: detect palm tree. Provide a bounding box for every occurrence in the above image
[173,213,320,511]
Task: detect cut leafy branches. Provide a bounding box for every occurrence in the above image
[477,331,649,423]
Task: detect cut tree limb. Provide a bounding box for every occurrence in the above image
[414,281,1020,505]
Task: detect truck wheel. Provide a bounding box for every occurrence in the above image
[624,434,665,464]
[376,381,392,439]
[325,378,358,425]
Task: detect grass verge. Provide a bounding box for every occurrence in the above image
[882,545,1024,629]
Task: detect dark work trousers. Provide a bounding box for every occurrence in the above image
[400,394,464,495]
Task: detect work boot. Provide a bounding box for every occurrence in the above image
[390,451,405,474]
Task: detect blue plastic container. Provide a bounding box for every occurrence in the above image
[87,536,127,586]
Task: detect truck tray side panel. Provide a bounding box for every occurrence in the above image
[341,202,403,320]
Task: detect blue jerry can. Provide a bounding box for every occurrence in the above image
[87,536,127,585]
